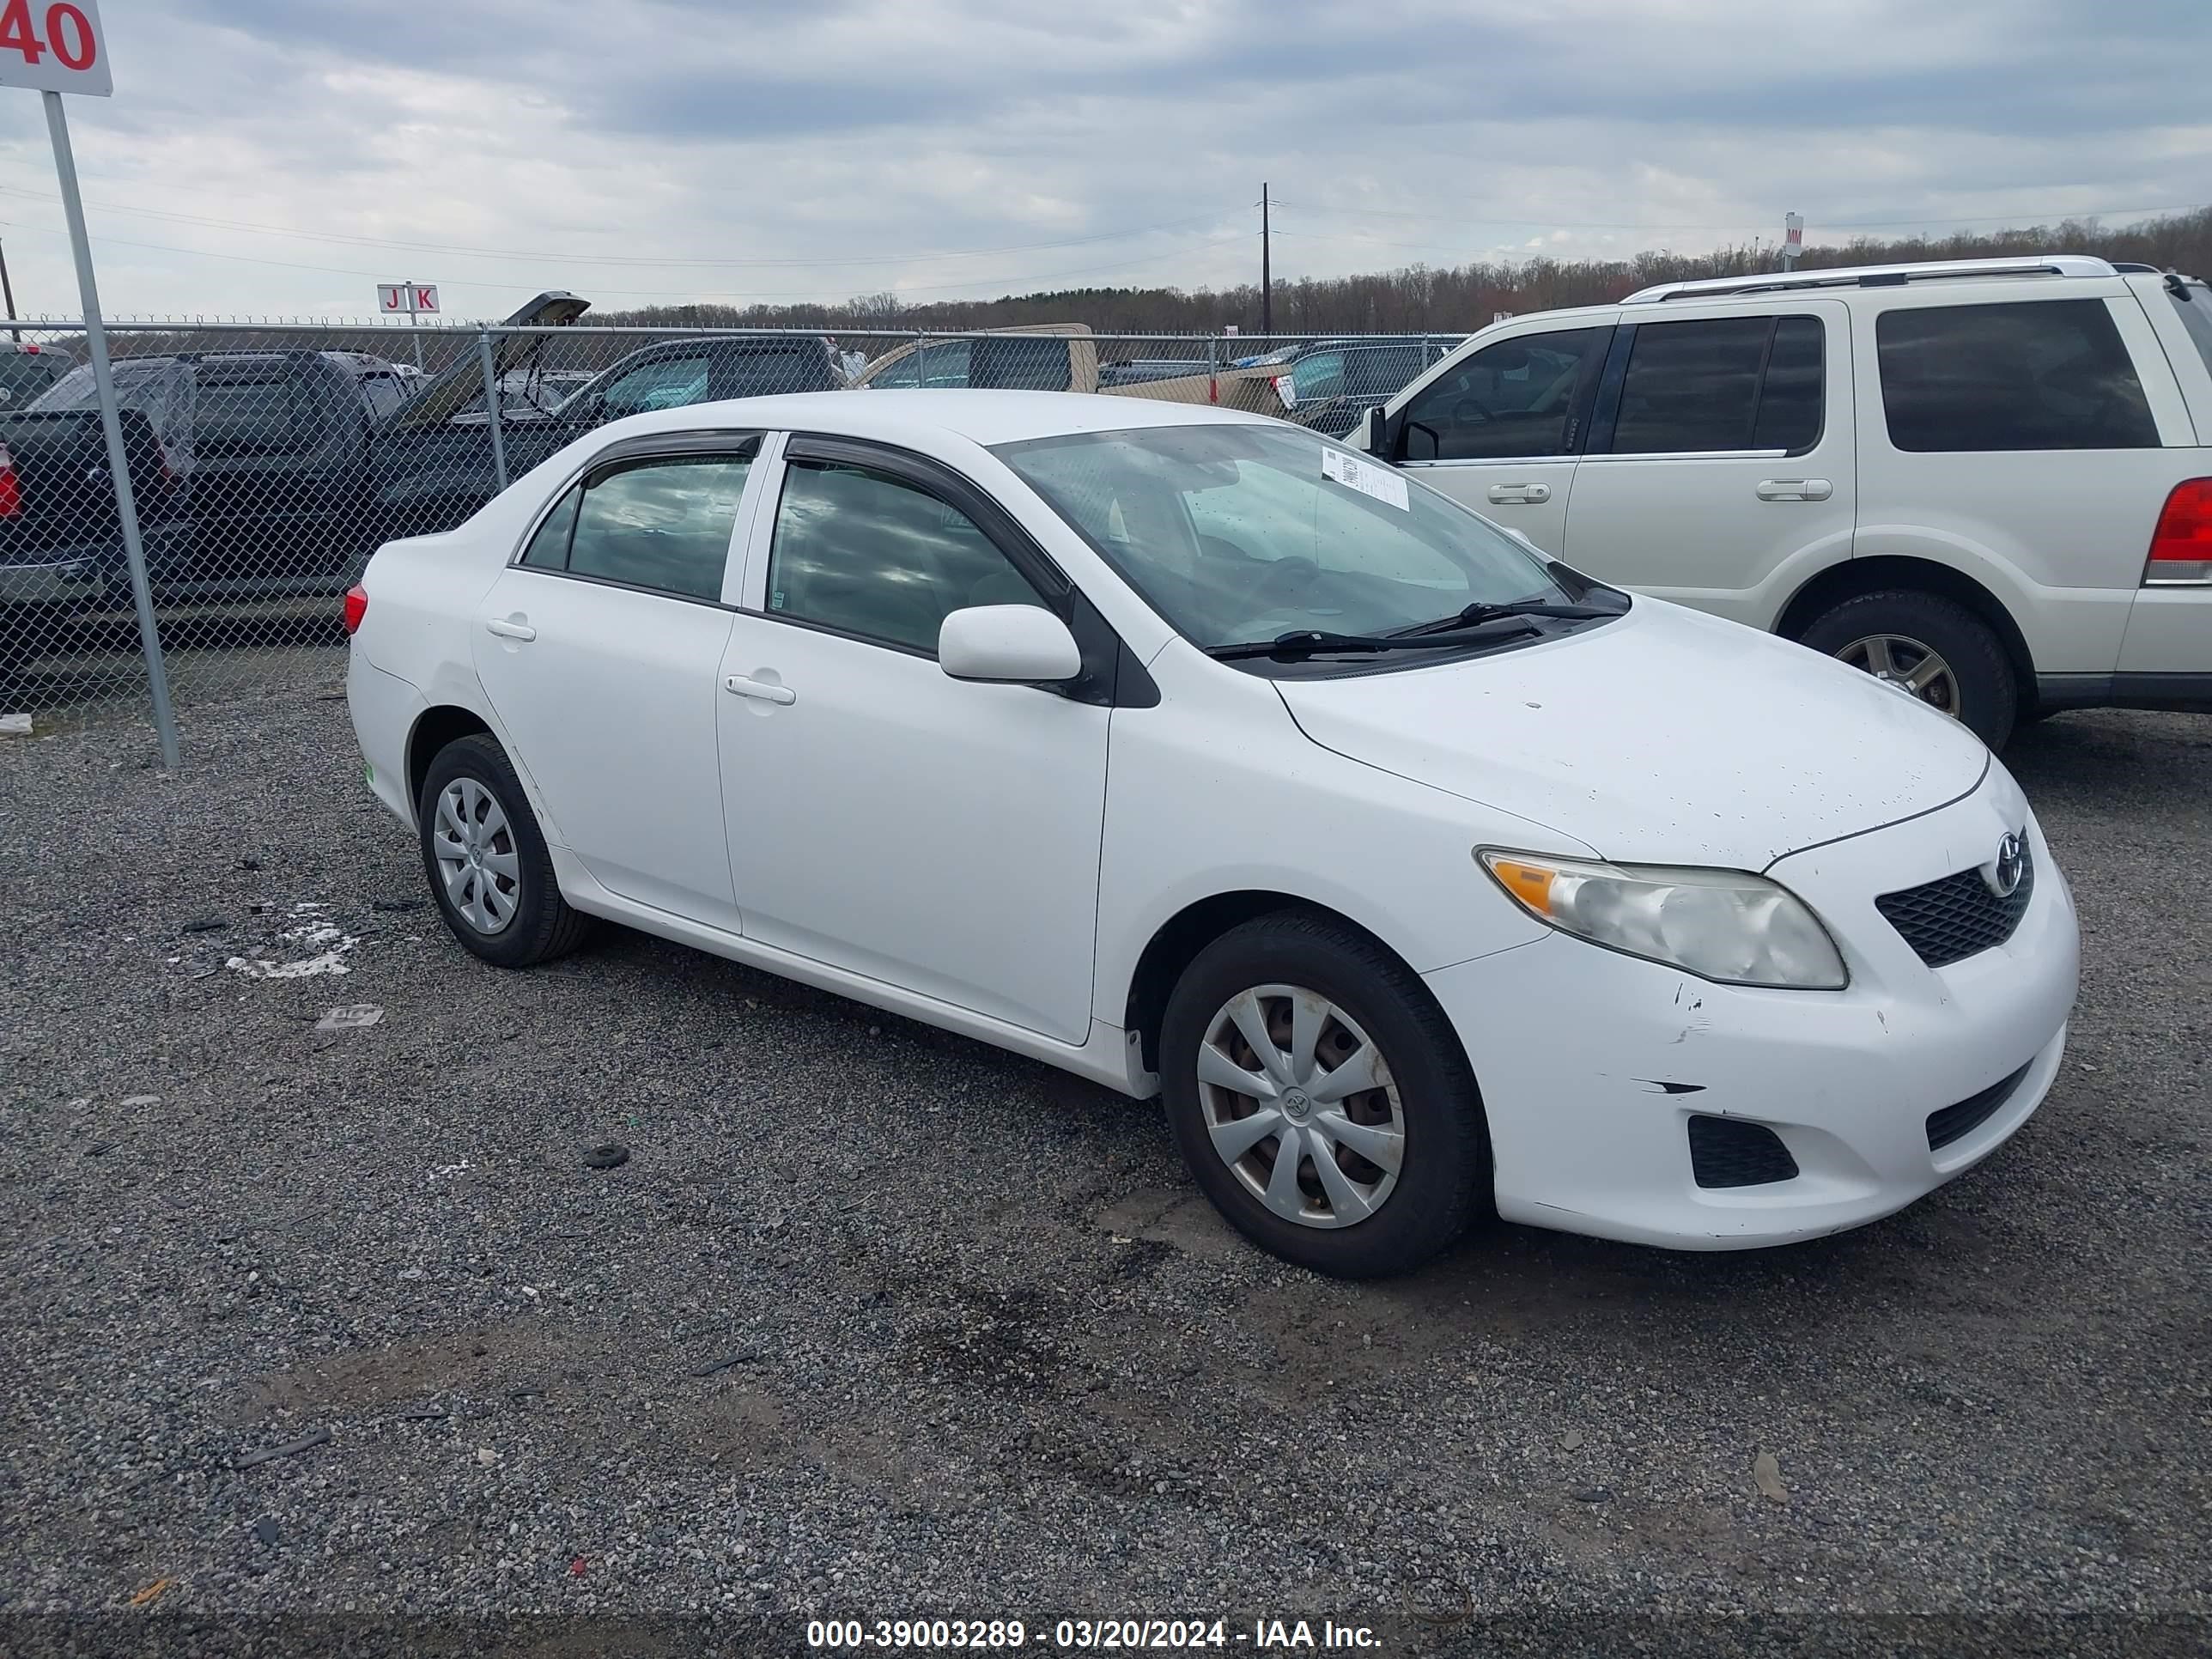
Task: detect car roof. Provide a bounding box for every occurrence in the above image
[611,388,1281,450]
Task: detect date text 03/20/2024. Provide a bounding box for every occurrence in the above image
[806,1618,1385,1650]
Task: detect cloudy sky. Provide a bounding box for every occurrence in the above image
[0,0,2206,324]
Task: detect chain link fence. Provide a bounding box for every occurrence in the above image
[0,317,1467,754]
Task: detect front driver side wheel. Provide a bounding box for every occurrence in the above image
[417,733,592,969]
[1161,911,1489,1278]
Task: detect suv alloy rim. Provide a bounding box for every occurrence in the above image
[1836,632,1960,717]
[432,778,521,934]
[1196,984,1405,1228]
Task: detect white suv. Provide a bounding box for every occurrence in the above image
[1350,255,2212,748]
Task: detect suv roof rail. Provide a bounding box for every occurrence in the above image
[1622,254,2120,305]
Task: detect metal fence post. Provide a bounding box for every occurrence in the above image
[915,330,928,388]
[42,91,179,769]
[477,330,509,491]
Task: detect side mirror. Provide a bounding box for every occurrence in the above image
[568,391,608,428]
[939,605,1082,684]
[1347,405,1382,453]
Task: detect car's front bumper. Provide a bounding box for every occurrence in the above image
[1422,775,2080,1250]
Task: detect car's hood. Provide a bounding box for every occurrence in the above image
[1275,600,1990,869]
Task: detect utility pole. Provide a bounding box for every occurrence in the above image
[1261,183,1272,340]
[0,235,19,343]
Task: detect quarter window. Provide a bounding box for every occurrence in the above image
[542,453,752,600]
[1875,300,2159,452]
[1398,327,1610,461]
[766,459,1045,653]
[1608,314,1824,455]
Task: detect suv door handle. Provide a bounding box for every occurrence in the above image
[484,617,536,641]
[1756,478,1832,501]
[723,674,796,706]
[1486,483,1552,504]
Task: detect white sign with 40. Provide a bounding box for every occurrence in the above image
[0,0,109,96]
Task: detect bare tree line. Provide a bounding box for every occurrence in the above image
[595,207,2212,337]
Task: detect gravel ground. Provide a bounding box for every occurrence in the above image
[1,690,2207,1656]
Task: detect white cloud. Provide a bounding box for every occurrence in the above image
[0,0,2202,320]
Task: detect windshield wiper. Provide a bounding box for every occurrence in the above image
[1391,595,1627,638]
[1206,616,1542,661]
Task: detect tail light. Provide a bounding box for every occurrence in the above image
[343,583,368,635]
[1271,374,1297,410]
[2145,478,2212,584]
[0,443,20,519]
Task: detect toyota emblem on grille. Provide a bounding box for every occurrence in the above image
[1987,833,2026,897]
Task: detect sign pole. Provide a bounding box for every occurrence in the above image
[406,280,423,372]
[43,88,178,769]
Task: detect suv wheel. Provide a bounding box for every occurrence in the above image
[1797,589,2016,750]
[417,733,592,968]
[1160,911,1488,1278]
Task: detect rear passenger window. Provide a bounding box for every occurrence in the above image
[1609,315,1823,455]
[556,453,753,600]
[1876,300,2159,452]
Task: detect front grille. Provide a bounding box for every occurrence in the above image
[1926,1060,2034,1152]
[1875,845,2034,968]
[1687,1115,1800,1188]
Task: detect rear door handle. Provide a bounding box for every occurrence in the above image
[484,617,536,641]
[723,674,796,706]
[1756,478,1833,501]
[1486,483,1552,504]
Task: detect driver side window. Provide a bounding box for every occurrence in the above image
[1398,326,1611,462]
[766,458,1048,654]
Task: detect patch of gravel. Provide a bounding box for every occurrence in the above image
[1,693,2207,1653]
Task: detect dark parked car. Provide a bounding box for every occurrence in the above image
[372,325,844,536]
[0,342,72,410]
[0,394,182,612]
[3,347,410,605]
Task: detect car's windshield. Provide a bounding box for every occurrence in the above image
[994,421,1571,649]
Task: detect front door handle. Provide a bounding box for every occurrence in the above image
[1756,477,1833,501]
[484,617,536,641]
[723,674,796,706]
[1486,483,1552,504]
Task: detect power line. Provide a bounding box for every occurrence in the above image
[0,183,1236,269]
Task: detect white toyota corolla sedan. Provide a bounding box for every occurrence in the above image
[345,391,2079,1278]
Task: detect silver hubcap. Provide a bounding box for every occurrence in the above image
[1197,984,1404,1230]
[1837,633,1960,718]
[432,778,521,935]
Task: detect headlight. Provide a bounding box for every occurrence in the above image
[1478,849,1848,989]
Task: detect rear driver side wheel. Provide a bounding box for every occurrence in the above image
[417,733,592,969]
[1161,911,1489,1278]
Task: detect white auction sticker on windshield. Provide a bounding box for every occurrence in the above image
[1321,447,1409,511]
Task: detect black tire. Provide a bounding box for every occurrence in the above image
[1160,910,1488,1279]
[1796,589,2017,750]
[416,733,592,969]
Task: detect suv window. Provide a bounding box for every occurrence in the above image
[550,453,752,600]
[0,350,64,408]
[193,363,322,456]
[767,458,1045,653]
[2165,281,2212,378]
[1399,326,1610,461]
[1608,314,1824,454]
[359,372,408,418]
[30,362,184,438]
[598,354,713,419]
[1876,300,2159,452]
